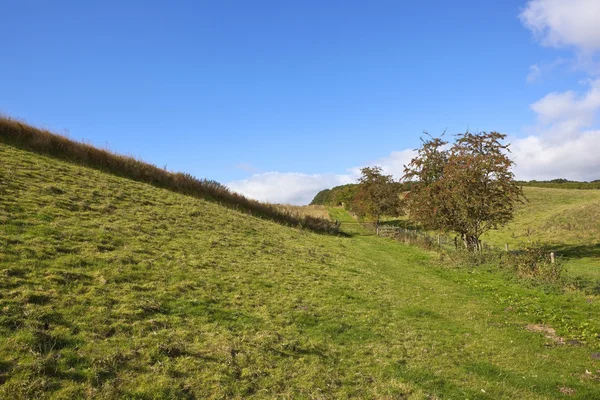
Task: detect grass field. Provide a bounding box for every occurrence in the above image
[481,187,600,282]
[2,142,600,398]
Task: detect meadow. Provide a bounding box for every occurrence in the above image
[481,187,600,283]
[2,139,600,398]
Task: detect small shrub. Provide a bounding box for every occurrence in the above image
[505,243,562,282]
[448,242,562,283]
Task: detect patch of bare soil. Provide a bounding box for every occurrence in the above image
[558,386,576,395]
[525,324,565,345]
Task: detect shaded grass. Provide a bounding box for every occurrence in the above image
[0,116,337,234]
[480,187,600,284]
[2,143,600,398]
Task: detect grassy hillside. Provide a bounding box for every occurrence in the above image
[482,187,600,281]
[0,116,337,234]
[2,142,600,399]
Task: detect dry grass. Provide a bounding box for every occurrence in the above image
[0,115,337,234]
[274,204,332,220]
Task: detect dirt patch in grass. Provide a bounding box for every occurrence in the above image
[525,324,565,345]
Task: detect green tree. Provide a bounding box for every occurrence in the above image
[352,166,403,223]
[403,131,523,251]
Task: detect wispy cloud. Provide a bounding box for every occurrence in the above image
[527,64,541,83]
[235,162,260,174]
[511,80,600,181]
[520,0,600,73]
[519,0,600,53]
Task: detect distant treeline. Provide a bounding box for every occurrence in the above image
[0,116,338,234]
[518,179,600,190]
[311,182,413,207]
[312,178,600,207]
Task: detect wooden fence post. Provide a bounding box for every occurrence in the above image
[505,243,509,252]
[550,252,555,264]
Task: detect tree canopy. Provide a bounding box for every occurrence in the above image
[352,167,403,222]
[403,131,523,250]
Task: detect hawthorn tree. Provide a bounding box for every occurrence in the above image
[352,166,403,223]
[403,131,523,251]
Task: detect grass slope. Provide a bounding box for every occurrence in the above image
[2,143,600,399]
[0,116,337,234]
[482,187,600,281]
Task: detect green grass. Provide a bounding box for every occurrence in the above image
[0,116,338,234]
[2,143,600,399]
[481,187,600,282]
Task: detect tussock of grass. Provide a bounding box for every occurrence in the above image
[0,116,337,234]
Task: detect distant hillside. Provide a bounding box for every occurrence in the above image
[483,186,600,248]
[312,179,599,209]
[518,179,600,190]
[0,116,337,234]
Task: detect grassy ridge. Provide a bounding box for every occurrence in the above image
[482,187,600,282]
[518,181,600,190]
[483,187,600,246]
[3,140,600,398]
[0,116,337,234]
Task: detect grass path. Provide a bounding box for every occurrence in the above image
[1,143,600,398]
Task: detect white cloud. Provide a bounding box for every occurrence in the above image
[511,130,600,181]
[529,79,600,140]
[227,172,354,205]
[520,0,600,52]
[527,64,541,83]
[373,148,417,177]
[513,79,600,181]
[516,3,600,181]
[227,149,417,205]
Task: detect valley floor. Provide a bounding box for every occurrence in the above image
[1,143,600,399]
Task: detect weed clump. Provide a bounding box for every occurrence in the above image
[447,242,563,283]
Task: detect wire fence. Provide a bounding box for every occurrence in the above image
[336,221,557,262]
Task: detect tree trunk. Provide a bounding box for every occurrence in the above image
[461,233,479,252]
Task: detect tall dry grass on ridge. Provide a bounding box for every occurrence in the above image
[0,115,338,234]
[274,204,331,220]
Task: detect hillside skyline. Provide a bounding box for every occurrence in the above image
[2,0,600,204]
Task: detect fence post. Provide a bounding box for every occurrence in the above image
[376,222,379,237]
[437,235,441,247]
[505,243,509,252]
[550,252,555,264]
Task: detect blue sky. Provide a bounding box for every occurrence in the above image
[2,0,600,204]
